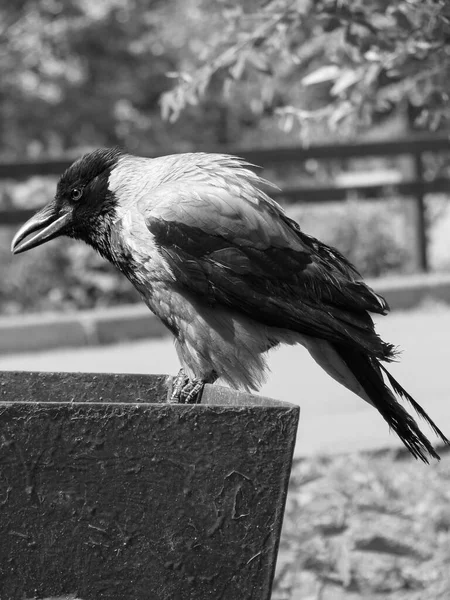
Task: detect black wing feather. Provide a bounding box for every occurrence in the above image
[148,216,393,359]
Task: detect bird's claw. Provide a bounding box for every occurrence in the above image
[170,368,189,403]
[181,379,205,404]
[170,369,205,404]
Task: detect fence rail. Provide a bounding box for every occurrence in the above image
[1,133,449,270]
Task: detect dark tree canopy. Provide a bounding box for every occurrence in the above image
[1,0,449,157]
[0,0,233,157]
[162,0,450,139]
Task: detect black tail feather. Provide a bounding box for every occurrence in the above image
[335,345,449,463]
[379,363,450,446]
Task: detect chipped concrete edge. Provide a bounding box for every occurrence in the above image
[1,272,450,355]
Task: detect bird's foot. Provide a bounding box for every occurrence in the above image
[170,369,205,404]
[181,378,205,404]
[171,368,189,402]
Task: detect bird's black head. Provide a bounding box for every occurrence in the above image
[11,147,123,256]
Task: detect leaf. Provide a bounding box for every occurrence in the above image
[364,49,381,62]
[370,13,397,30]
[245,50,273,75]
[331,69,361,96]
[328,101,353,128]
[302,65,340,86]
[391,9,412,31]
[229,53,247,80]
[354,535,429,559]
[160,89,187,123]
[320,15,342,33]
[336,539,352,588]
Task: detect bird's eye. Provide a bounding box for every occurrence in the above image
[71,187,83,202]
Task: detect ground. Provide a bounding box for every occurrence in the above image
[273,448,450,600]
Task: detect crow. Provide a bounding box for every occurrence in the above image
[11,148,449,462]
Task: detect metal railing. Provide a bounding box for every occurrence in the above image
[1,132,449,271]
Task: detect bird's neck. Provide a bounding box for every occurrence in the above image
[83,213,139,282]
[79,212,113,259]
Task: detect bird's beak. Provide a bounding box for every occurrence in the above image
[11,202,72,254]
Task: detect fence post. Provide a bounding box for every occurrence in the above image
[412,151,428,272]
[0,371,299,600]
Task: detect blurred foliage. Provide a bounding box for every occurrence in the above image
[1,0,448,314]
[287,199,411,278]
[324,202,410,278]
[163,0,450,141]
[2,0,449,157]
[0,0,249,158]
[0,231,139,314]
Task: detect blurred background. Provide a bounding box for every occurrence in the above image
[0,0,449,314]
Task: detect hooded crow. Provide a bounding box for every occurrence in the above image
[12,148,449,462]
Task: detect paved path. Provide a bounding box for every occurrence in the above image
[0,305,449,458]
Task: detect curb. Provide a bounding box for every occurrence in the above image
[1,272,450,355]
[0,304,166,355]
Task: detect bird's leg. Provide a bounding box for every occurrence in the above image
[170,368,190,403]
[170,370,218,404]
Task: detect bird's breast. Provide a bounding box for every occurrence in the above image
[108,216,180,325]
